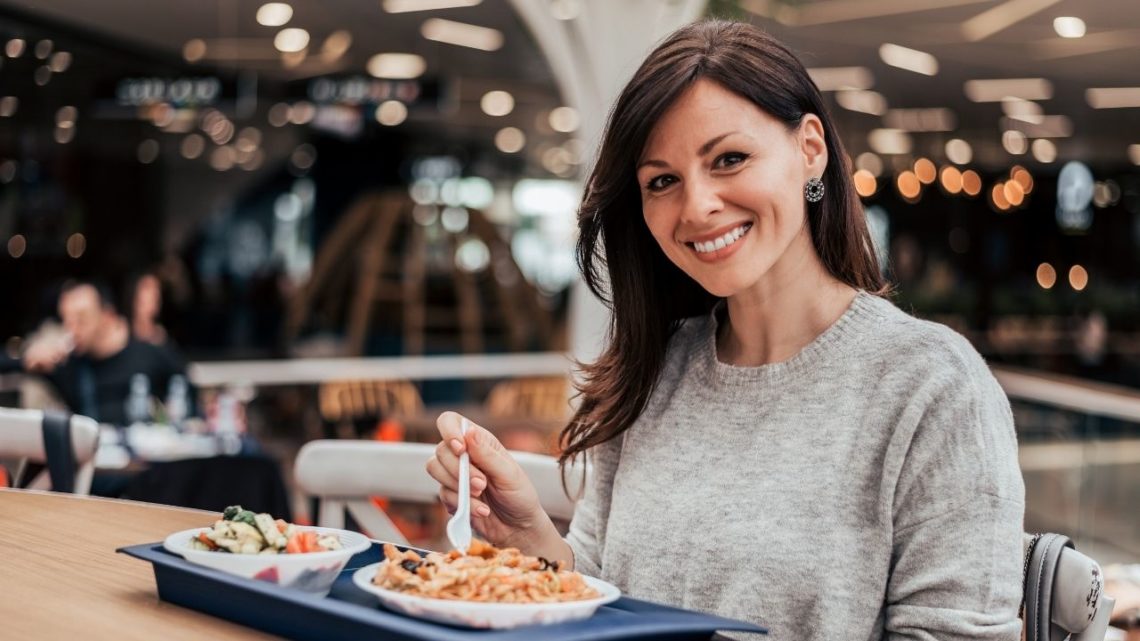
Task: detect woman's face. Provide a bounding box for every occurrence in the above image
[637,78,827,299]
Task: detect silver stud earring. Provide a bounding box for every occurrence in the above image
[804,176,825,203]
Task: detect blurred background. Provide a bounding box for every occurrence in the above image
[0,0,1137,591]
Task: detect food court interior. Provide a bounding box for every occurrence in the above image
[1,0,1139,632]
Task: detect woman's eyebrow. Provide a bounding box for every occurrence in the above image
[638,131,739,171]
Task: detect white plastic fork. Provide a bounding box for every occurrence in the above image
[445,416,472,553]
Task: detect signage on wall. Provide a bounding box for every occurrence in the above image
[293,76,446,108]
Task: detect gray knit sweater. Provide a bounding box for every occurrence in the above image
[565,292,1025,640]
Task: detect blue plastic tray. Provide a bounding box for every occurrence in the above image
[119,541,767,641]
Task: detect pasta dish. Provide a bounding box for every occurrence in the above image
[374,540,599,603]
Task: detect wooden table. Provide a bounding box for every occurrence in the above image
[0,489,277,640]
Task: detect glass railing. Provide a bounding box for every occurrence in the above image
[994,365,1140,564]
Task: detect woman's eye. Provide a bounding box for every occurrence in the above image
[715,152,749,169]
[646,175,677,192]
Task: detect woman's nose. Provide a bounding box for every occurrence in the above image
[680,176,724,222]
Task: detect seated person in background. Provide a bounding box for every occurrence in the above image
[128,271,170,347]
[0,279,188,425]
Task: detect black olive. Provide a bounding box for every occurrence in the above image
[537,557,559,571]
[400,559,421,572]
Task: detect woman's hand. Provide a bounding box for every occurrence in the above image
[426,411,567,561]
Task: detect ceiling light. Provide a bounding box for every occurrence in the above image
[868,129,912,155]
[961,170,982,196]
[320,30,352,62]
[945,139,973,165]
[836,90,887,116]
[913,158,937,184]
[257,3,293,27]
[383,0,482,12]
[1053,16,1086,38]
[964,78,1053,102]
[367,53,426,79]
[480,90,514,116]
[878,43,938,76]
[1001,97,1043,123]
[376,100,408,126]
[1086,87,1140,109]
[806,66,874,91]
[1031,138,1057,163]
[940,166,963,194]
[34,66,51,86]
[548,106,579,133]
[1002,130,1028,155]
[1068,265,1088,291]
[34,39,53,59]
[896,171,921,201]
[1129,144,1140,166]
[883,108,955,131]
[48,51,72,72]
[274,28,309,53]
[1036,263,1056,289]
[183,39,207,63]
[5,39,25,58]
[961,0,1064,42]
[494,127,525,153]
[421,18,503,51]
[853,170,877,198]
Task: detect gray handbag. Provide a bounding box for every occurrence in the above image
[1022,532,1115,641]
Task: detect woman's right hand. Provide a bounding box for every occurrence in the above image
[426,411,560,553]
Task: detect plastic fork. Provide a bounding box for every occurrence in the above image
[445,417,472,553]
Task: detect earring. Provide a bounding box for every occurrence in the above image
[804,177,825,203]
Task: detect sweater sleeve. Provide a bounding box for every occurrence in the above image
[564,434,622,577]
[885,353,1026,641]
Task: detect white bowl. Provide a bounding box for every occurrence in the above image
[351,562,621,629]
[163,526,371,596]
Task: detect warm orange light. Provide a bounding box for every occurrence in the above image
[962,170,982,196]
[991,182,1010,210]
[913,157,937,184]
[1069,265,1088,291]
[1011,166,1034,194]
[853,169,878,197]
[1036,262,1056,289]
[1003,180,1026,207]
[939,166,963,194]
[897,170,922,200]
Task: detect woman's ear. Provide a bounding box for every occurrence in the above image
[799,114,828,177]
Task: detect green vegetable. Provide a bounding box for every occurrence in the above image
[222,505,243,520]
[233,510,258,527]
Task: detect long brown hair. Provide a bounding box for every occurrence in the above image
[559,20,886,467]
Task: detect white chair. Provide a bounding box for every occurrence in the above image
[293,440,589,545]
[1023,532,1116,641]
[0,407,100,494]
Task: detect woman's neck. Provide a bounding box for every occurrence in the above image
[717,236,857,367]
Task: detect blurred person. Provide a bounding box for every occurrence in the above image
[0,279,188,425]
[424,21,1024,641]
[128,272,169,346]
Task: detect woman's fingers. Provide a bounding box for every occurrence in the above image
[427,447,487,496]
[439,488,492,517]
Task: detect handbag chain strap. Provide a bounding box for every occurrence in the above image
[1019,532,1044,619]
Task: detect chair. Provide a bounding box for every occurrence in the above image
[318,380,424,439]
[1022,532,1116,641]
[485,376,570,422]
[294,440,588,545]
[0,407,100,494]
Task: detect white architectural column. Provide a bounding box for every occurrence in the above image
[508,0,709,366]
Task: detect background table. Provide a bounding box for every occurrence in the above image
[0,489,277,640]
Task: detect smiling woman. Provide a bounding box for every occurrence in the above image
[423,19,1026,641]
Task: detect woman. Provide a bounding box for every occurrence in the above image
[427,20,1024,640]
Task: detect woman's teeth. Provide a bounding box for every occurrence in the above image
[690,223,752,254]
